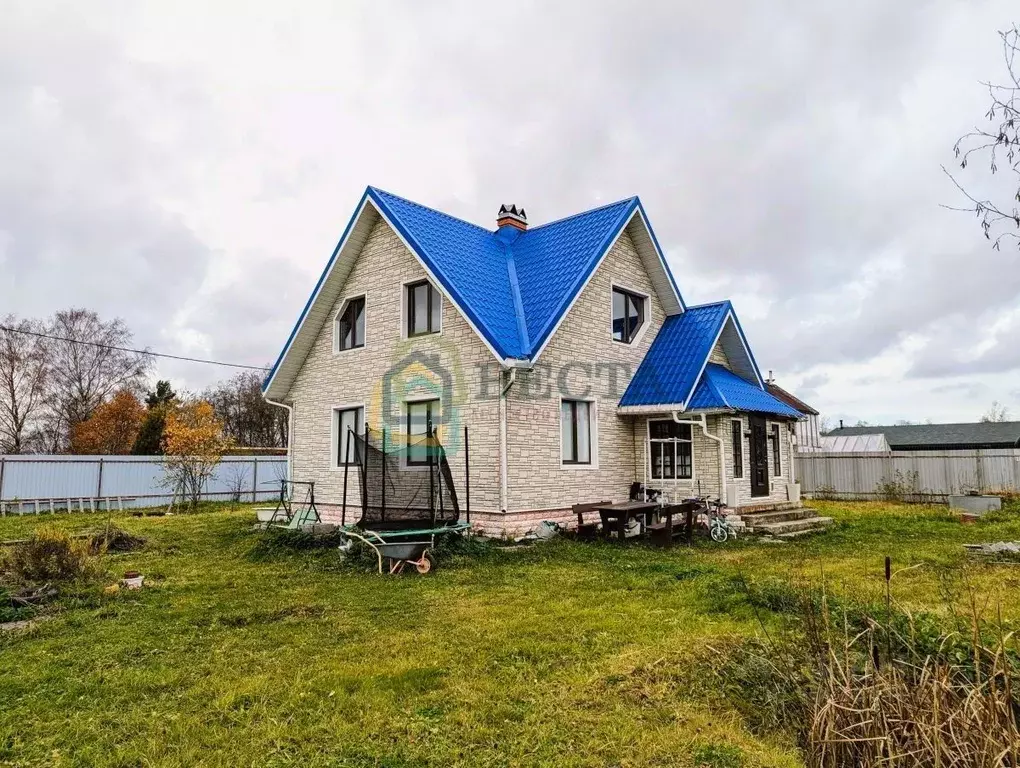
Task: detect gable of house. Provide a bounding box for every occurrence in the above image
[618,301,800,418]
[263,187,685,402]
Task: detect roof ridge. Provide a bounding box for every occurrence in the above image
[501,241,531,356]
[368,186,494,236]
[685,299,732,310]
[524,196,638,232]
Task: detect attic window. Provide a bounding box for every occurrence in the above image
[407,280,442,337]
[612,287,645,344]
[336,296,366,351]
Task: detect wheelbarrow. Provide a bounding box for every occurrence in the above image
[341,529,436,575]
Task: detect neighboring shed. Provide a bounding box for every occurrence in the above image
[827,422,1020,451]
[766,381,822,451]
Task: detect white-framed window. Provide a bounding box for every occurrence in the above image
[334,296,366,352]
[731,418,744,479]
[611,285,646,344]
[332,405,364,468]
[406,398,440,466]
[560,399,594,466]
[406,280,442,337]
[649,419,693,480]
[770,422,783,477]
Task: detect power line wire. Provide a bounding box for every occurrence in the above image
[0,324,270,372]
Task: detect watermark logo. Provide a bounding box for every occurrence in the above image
[370,337,468,456]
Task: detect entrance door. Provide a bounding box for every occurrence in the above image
[749,415,769,497]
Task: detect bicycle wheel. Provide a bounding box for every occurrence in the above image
[710,522,728,543]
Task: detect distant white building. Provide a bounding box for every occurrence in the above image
[818,433,890,452]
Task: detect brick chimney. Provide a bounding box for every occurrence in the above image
[496,204,527,231]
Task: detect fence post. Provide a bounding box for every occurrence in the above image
[96,458,105,500]
[0,456,6,508]
[252,456,258,503]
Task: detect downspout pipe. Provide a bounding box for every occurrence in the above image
[499,368,518,513]
[673,410,726,502]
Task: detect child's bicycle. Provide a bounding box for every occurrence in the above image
[696,497,736,543]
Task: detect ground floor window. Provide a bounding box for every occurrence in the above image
[770,422,782,476]
[333,406,364,467]
[649,419,693,480]
[731,419,744,478]
[560,399,592,465]
[407,399,439,466]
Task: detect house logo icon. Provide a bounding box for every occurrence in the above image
[372,341,467,456]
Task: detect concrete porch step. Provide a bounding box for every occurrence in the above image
[744,514,834,537]
[739,507,819,524]
[735,500,802,515]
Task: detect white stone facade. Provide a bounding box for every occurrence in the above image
[280,217,796,536]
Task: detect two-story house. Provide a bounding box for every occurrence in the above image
[262,187,803,535]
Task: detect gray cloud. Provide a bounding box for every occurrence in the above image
[0,5,215,352]
[1,0,1018,420]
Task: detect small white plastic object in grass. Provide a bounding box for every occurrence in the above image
[122,571,144,590]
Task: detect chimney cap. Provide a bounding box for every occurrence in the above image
[496,203,527,231]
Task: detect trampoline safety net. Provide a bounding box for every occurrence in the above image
[349,426,460,530]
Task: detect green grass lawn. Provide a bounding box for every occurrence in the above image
[1,501,1019,767]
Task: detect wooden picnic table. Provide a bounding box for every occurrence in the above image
[648,501,701,548]
[595,501,660,540]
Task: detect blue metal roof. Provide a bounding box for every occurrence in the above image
[511,198,640,356]
[619,302,731,408]
[369,188,523,358]
[619,301,796,417]
[688,364,803,418]
[264,186,689,397]
[368,188,660,360]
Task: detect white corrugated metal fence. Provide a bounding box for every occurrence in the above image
[795,449,1020,502]
[0,455,287,514]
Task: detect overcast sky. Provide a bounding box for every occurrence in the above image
[2,1,1019,426]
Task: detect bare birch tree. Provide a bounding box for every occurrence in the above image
[0,315,49,453]
[43,309,152,450]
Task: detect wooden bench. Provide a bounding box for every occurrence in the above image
[648,502,700,548]
[572,501,611,542]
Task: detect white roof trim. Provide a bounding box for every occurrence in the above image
[263,196,374,401]
[264,198,507,402]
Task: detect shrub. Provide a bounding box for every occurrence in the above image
[813,484,838,501]
[875,469,923,503]
[87,524,146,554]
[701,588,1020,767]
[2,526,105,586]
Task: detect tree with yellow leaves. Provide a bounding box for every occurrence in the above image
[161,400,233,510]
[70,390,144,455]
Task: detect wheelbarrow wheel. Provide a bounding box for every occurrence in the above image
[415,550,436,574]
